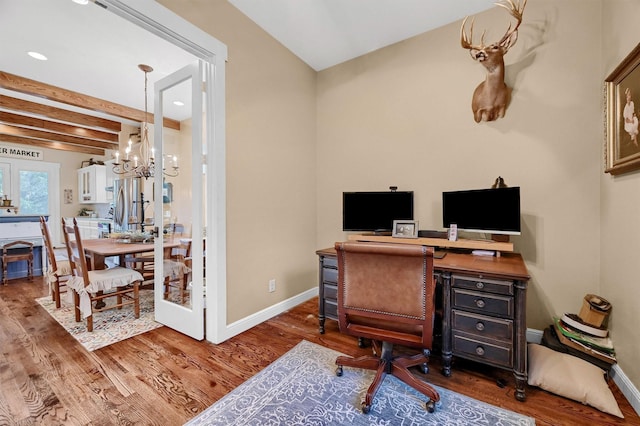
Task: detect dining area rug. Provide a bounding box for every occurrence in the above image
[186,340,535,426]
[36,289,162,351]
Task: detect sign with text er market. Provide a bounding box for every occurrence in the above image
[0,144,43,161]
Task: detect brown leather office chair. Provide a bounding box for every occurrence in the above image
[334,241,440,414]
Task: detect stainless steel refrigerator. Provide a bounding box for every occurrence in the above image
[113,177,143,232]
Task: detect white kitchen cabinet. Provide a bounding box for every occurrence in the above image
[69,218,113,240]
[77,165,108,204]
[104,160,116,203]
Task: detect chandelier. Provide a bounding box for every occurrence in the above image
[112,64,179,180]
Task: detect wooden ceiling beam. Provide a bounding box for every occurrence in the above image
[0,94,122,132]
[0,134,105,156]
[0,124,117,150]
[0,111,119,142]
[0,71,180,130]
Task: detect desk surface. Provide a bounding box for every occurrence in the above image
[316,247,529,281]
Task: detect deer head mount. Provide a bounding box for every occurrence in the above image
[461,0,527,123]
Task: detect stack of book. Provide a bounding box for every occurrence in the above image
[544,294,616,368]
[554,316,616,364]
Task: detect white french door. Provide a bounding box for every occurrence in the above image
[100,0,228,344]
[152,62,205,340]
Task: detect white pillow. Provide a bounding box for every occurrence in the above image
[527,343,623,418]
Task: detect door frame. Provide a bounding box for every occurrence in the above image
[98,0,228,343]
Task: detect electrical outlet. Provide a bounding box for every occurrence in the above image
[268,279,276,293]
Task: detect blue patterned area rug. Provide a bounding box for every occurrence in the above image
[186,340,535,426]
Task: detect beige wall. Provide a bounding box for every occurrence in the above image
[159,0,318,323]
[600,0,640,393]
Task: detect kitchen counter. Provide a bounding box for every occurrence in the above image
[0,215,45,223]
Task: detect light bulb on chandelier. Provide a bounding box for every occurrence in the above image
[112,64,179,180]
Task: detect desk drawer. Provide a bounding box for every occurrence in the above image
[452,289,513,318]
[453,331,513,369]
[452,310,513,340]
[324,282,338,300]
[452,274,513,296]
[324,299,338,320]
[323,267,338,284]
[323,256,338,269]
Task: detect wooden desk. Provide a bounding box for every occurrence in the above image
[82,239,179,270]
[316,247,530,401]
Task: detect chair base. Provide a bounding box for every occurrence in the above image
[2,257,33,285]
[335,340,440,414]
[73,283,140,332]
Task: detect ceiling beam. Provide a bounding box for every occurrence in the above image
[0,134,104,156]
[0,111,119,142]
[0,71,180,130]
[0,124,118,150]
[0,94,122,132]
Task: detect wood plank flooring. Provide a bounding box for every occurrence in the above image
[0,276,638,425]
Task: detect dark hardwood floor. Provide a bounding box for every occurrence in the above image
[0,276,638,425]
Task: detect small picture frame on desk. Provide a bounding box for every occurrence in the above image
[392,220,419,239]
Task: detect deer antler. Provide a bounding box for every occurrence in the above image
[460,17,488,59]
[495,0,527,50]
[460,0,526,54]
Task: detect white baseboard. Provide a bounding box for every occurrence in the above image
[527,327,640,416]
[223,287,319,340]
[611,364,640,415]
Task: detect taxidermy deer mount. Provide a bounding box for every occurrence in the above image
[461,0,527,123]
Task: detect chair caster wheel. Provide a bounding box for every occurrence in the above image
[361,402,371,414]
[335,366,343,377]
[425,400,436,413]
[420,363,429,374]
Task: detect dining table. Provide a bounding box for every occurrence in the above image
[81,238,181,270]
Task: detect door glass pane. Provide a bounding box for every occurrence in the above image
[161,77,192,308]
[19,170,49,214]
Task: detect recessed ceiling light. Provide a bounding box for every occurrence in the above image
[173,101,185,106]
[27,51,48,61]
[72,0,89,5]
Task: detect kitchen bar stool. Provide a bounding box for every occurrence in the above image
[2,240,34,285]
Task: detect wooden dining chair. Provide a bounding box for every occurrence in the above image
[61,218,144,332]
[39,216,72,308]
[125,240,191,304]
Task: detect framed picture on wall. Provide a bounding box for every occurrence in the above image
[392,220,419,239]
[605,42,640,175]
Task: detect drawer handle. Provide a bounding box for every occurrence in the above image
[475,299,486,308]
[475,346,485,356]
[475,322,485,331]
[476,281,484,289]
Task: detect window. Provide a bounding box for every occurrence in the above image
[19,170,49,214]
[1,158,60,242]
